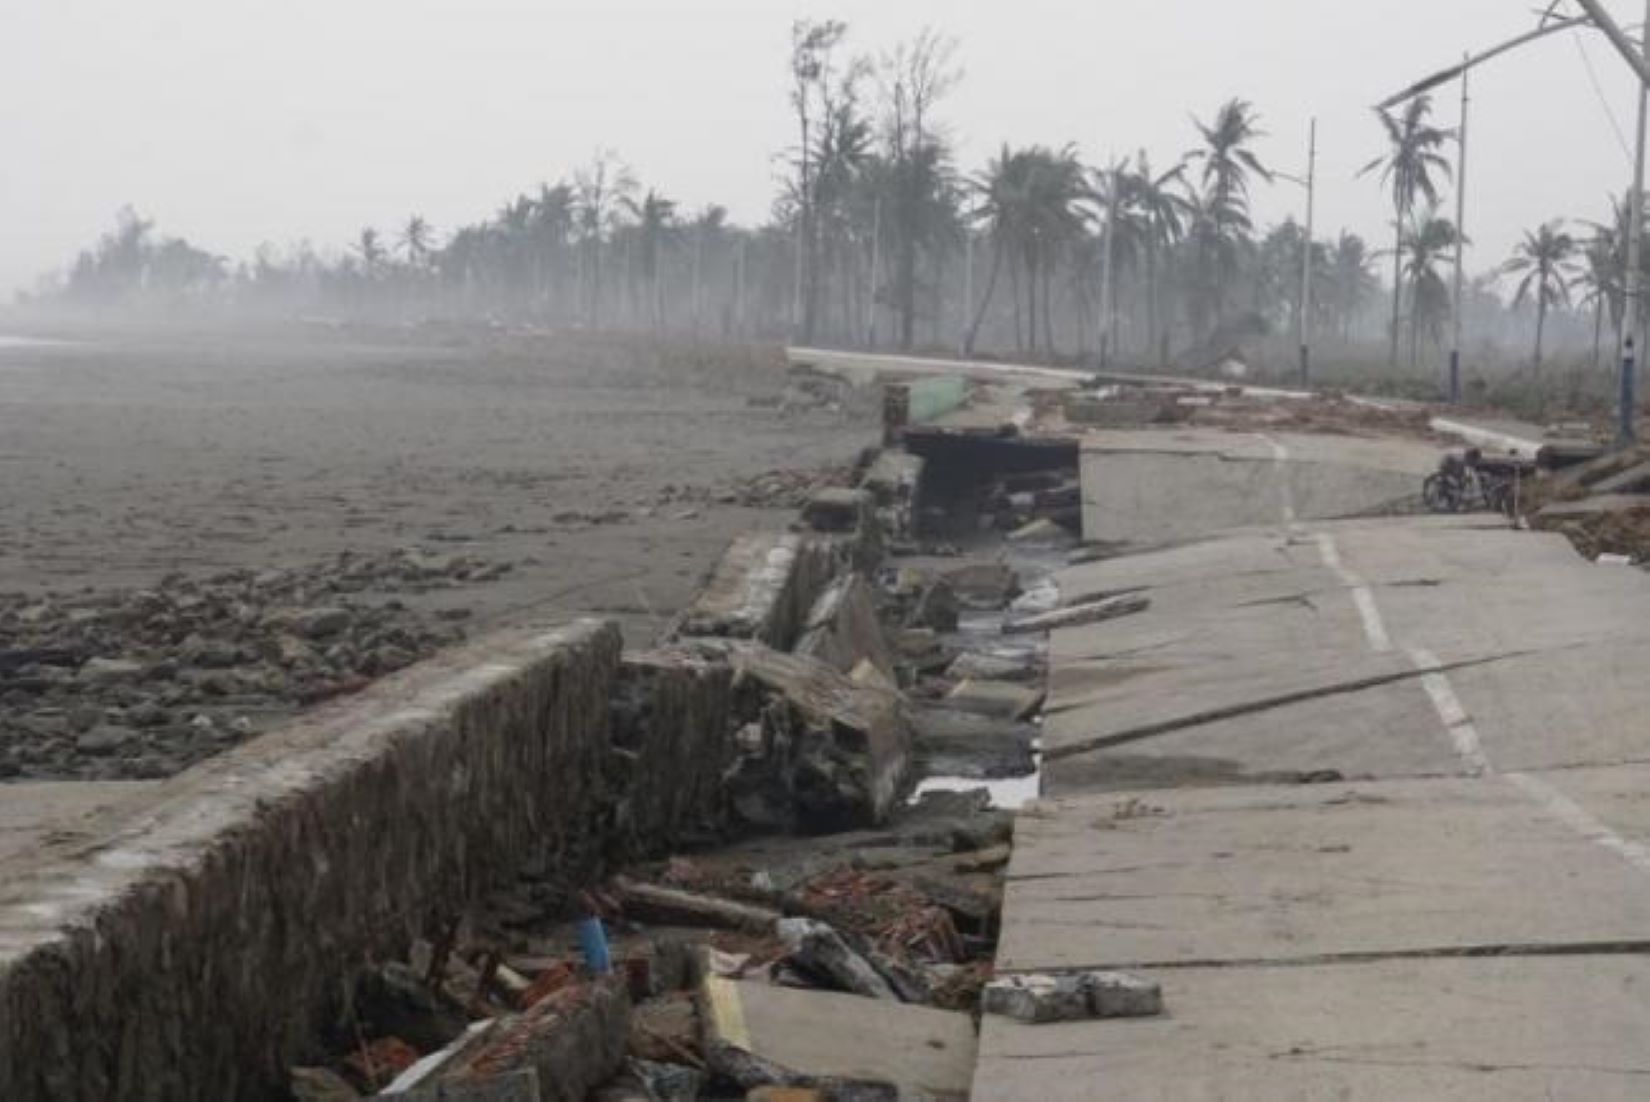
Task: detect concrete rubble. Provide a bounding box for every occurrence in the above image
[1,362,1065,1100]
[981,972,1163,1024]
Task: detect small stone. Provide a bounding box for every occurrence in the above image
[76,725,136,756]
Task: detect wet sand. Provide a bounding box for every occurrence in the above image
[0,323,874,645]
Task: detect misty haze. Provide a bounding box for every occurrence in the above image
[8,3,1650,1100]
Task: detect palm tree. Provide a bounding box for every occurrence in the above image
[1575,227,1619,368]
[963,145,1085,356]
[1186,98,1271,333]
[354,227,385,276]
[1362,96,1453,368]
[398,215,436,268]
[1328,231,1377,342]
[623,190,678,329]
[1125,152,1191,364]
[1503,220,1579,369]
[1400,210,1458,368]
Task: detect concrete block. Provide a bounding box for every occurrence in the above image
[700,976,976,1099]
[981,972,1162,1023]
[981,974,1090,1023]
[794,573,897,684]
[674,533,837,650]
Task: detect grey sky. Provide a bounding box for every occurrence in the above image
[3,0,1645,297]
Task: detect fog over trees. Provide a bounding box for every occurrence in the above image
[16,20,1637,379]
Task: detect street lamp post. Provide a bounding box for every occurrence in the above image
[1300,119,1317,388]
[1449,56,1470,405]
[1383,6,1650,431]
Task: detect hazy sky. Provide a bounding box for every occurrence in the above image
[4,0,1647,297]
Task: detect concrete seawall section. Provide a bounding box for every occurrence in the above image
[0,618,738,1100]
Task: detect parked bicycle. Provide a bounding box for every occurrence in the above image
[1423,448,1527,516]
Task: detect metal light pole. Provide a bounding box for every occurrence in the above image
[1300,119,1317,387]
[960,229,974,357]
[1449,56,1470,405]
[1571,0,1650,441]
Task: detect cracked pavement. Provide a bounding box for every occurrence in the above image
[978,429,1650,1100]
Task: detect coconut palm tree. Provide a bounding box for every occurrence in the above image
[354,227,385,276]
[1575,227,1620,368]
[1125,152,1191,364]
[1400,209,1458,368]
[1186,98,1271,333]
[623,190,678,329]
[1328,231,1377,343]
[963,144,1085,356]
[1363,96,1453,368]
[1504,220,1580,369]
[398,216,436,268]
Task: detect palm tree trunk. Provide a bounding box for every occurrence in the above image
[1026,250,1039,354]
[1010,252,1023,352]
[1146,240,1160,364]
[1595,297,1605,369]
[966,236,1005,356]
[1042,258,1056,355]
[1535,296,1547,372]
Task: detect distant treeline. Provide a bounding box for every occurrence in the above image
[20,21,1628,372]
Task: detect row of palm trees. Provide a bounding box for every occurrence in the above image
[44,19,1628,374]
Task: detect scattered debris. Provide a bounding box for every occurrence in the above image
[0,549,505,780]
[1003,592,1150,635]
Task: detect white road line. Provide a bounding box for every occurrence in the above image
[1504,771,1650,876]
[1258,434,1300,529]
[1407,647,1489,775]
[1314,533,1393,653]
[1252,433,1650,879]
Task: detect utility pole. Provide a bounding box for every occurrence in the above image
[1449,56,1469,406]
[1627,14,1648,443]
[1299,119,1317,388]
[1576,0,1650,441]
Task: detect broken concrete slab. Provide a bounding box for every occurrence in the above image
[1002,593,1148,635]
[673,533,837,650]
[794,573,897,684]
[700,976,976,1100]
[1078,430,1434,546]
[944,650,1039,683]
[975,957,1650,1100]
[997,778,1650,973]
[710,642,913,830]
[943,679,1045,722]
[940,562,1019,610]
